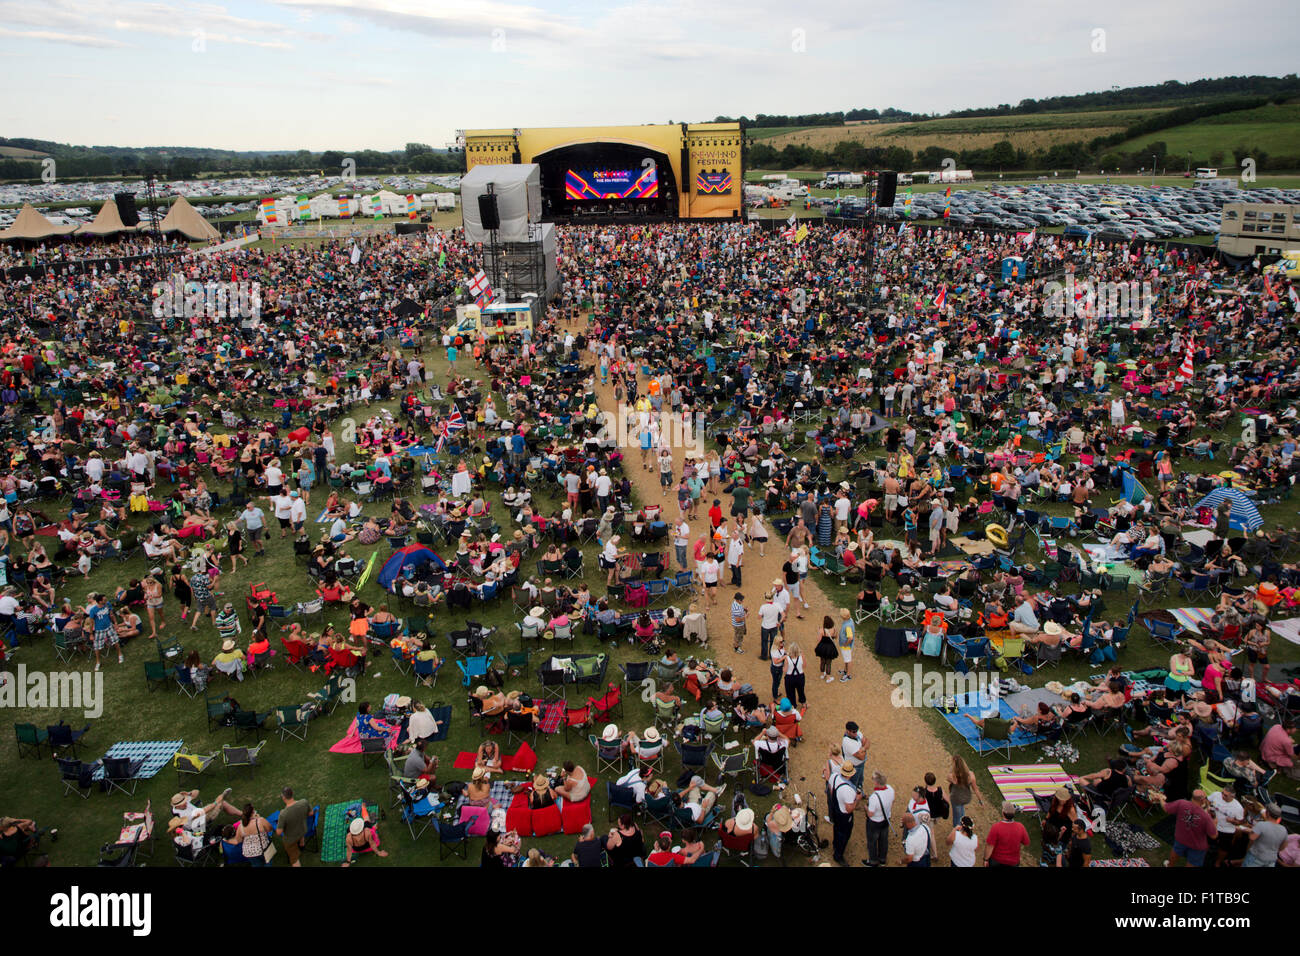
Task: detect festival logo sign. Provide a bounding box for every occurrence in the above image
[695,169,733,195]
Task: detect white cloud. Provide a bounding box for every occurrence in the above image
[0,26,128,48]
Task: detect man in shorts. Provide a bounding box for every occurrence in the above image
[658,448,674,496]
[87,592,122,670]
[730,592,747,654]
[838,608,856,681]
[241,500,267,556]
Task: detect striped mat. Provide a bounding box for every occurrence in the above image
[320,800,380,863]
[91,739,182,781]
[1169,607,1215,634]
[988,763,1072,811]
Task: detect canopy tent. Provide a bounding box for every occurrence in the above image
[376,543,447,592]
[1120,470,1149,504]
[1194,486,1263,532]
[75,198,140,236]
[157,195,219,241]
[0,203,79,241]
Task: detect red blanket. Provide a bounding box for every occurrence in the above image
[450,742,538,772]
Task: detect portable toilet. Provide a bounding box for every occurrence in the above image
[1001,256,1026,283]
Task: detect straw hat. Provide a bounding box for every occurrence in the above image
[170,792,193,809]
[643,726,661,743]
[1043,621,1063,636]
[735,808,755,830]
[1054,787,1071,801]
[221,639,236,652]
[395,696,411,708]
[769,806,794,832]
[840,760,856,778]
[472,767,487,781]
[348,817,365,835]
[601,724,620,742]
[530,606,545,618]
[532,774,550,793]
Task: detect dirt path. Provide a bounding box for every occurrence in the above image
[581,336,997,865]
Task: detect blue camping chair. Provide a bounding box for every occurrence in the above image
[456,654,494,687]
[413,657,441,688]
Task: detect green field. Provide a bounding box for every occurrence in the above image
[1119,102,1300,161]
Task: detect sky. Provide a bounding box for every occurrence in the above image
[0,0,1296,152]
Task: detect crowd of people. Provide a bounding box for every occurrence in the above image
[1,204,1298,869]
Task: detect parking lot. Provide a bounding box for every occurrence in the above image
[818,181,1300,240]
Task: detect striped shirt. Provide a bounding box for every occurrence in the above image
[730,600,746,627]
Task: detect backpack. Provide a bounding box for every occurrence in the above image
[929,789,950,821]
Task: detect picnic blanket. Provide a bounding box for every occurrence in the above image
[1002,686,1066,715]
[90,739,182,781]
[988,763,1073,811]
[1169,607,1215,634]
[320,800,379,864]
[1181,528,1219,548]
[1089,858,1150,867]
[1083,543,1130,565]
[315,508,331,524]
[1268,617,1300,646]
[329,717,400,754]
[951,536,995,556]
[1087,667,1178,697]
[936,558,975,575]
[449,742,538,773]
[934,691,1046,753]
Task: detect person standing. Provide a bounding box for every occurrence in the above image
[827,760,860,865]
[241,500,267,557]
[758,590,781,661]
[673,516,691,572]
[726,533,744,587]
[729,592,747,655]
[87,592,122,671]
[837,608,856,681]
[275,787,311,868]
[901,811,935,867]
[983,801,1029,867]
[841,721,869,790]
[783,641,807,706]
[863,770,894,866]
[946,815,979,868]
[1242,803,1288,868]
[768,636,787,701]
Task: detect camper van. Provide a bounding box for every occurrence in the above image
[820,171,865,188]
[1195,168,1218,179]
[434,193,456,211]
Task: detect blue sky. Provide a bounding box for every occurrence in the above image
[0,0,1296,151]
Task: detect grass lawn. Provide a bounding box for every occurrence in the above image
[6,314,1298,869]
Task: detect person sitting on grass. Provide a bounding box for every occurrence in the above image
[341,816,387,867]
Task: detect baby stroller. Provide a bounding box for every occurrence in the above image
[788,791,827,858]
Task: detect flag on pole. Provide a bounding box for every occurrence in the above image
[371,194,383,220]
[338,196,351,218]
[903,187,913,217]
[350,244,361,266]
[260,198,277,223]
[297,195,311,219]
[1020,228,1037,248]
[934,285,948,310]
[1178,340,1195,379]
[942,186,952,219]
[786,212,797,228]
[437,250,446,268]
[1084,231,1093,248]
[794,224,809,244]
[468,270,493,306]
[406,194,417,220]
[1263,274,1280,303]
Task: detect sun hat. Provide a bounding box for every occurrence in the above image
[221,639,236,652]
[1044,621,1063,636]
[735,808,755,829]
[601,724,620,742]
[532,774,549,793]
[472,767,487,781]
[643,726,661,743]
[348,818,365,835]
[840,760,856,777]
[769,806,794,832]
[765,726,781,739]
[530,606,545,618]
[170,792,192,809]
